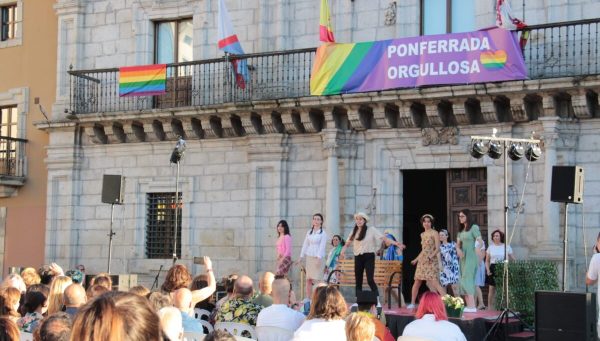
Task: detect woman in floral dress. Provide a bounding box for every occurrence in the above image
[439,229,460,296]
[408,214,445,309]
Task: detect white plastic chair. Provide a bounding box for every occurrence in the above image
[255,326,294,341]
[214,322,257,339]
[194,308,211,321]
[198,319,214,333]
[183,331,205,341]
[397,336,433,341]
[20,333,34,341]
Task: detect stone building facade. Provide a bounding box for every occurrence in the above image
[42,0,600,292]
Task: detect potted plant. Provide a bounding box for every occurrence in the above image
[442,294,465,318]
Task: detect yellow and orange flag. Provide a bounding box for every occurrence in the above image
[319,0,335,42]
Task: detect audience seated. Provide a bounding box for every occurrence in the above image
[0,287,21,322]
[158,307,184,341]
[215,274,238,310]
[204,330,236,341]
[215,275,263,327]
[63,284,86,319]
[47,277,72,315]
[36,312,72,341]
[252,272,274,308]
[147,291,172,312]
[256,278,305,333]
[345,313,375,341]
[401,292,466,341]
[292,286,347,341]
[0,316,20,341]
[18,285,49,333]
[162,257,216,307]
[71,291,162,341]
[85,284,108,300]
[172,288,204,333]
[20,269,41,290]
[355,291,394,341]
[129,285,151,297]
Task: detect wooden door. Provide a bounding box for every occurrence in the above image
[446,168,488,244]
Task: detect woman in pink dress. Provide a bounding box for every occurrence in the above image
[276,220,293,276]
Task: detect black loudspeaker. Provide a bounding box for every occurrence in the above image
[535,291,597,341]
[101,174,125,204]
[551,166,584,203]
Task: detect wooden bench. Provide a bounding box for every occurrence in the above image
[326,259,402,309]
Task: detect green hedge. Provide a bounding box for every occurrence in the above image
[493,260,559,325]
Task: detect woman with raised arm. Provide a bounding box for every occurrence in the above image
[299,213,328,299]
[456,209,483,313]
[340,212,405,300]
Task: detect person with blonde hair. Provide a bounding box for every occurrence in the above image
[1,274,26,294]
[129,285,151,297]
[0,288,21,322]
[90,273,112,290]
[20,268,41,289]
[293,286,348,340]
[345,313,375,341]
[253,271,274,307]
[46,276,72,315]
[70,291,162,341]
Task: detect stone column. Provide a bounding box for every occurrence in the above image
[323,129,340,237]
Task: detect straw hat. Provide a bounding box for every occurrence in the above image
[354,212,369,222]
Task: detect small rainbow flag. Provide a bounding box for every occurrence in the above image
[319,0,335,43]
[119,64,167,97]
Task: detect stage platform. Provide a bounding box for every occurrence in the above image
[384,306,515,341]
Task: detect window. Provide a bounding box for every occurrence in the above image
[1,4,17,41]
[146,192,182,259]
[155,19,193,64]
[421,0,475,35]
[0,106,18,176]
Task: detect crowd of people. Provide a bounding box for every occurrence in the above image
[0,210,517,340]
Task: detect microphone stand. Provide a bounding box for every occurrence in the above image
[151,265,164,291]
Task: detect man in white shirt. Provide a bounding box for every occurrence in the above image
[586,251,600,338]
[256,278,305,334]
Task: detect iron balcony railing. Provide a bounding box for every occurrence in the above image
[69,18,600,114]
[0,135,27,178]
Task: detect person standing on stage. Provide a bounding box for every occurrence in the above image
[456,209,483,313]
[439,229,460,296]
[408,214,445,309]
[299,213,328,299]
[276,220,293,277]
[340,212,405,299]
[485,229,514,309]
[323,235,344,284]
[586,232,600,339]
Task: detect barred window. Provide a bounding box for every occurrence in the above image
[146,192,182,259]
[1,4,17,41]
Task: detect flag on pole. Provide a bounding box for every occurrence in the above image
[119,64,167,97]
[217,0,248,88]
[319,0,335,43]
[496,0,529,51]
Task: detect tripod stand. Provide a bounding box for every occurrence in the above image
[469,132,540,341]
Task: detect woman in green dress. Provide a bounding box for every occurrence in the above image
[456,209,483,313]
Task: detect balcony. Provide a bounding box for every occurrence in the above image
[62,19,600,145]
[0,135,27,197]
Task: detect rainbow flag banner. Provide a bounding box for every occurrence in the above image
[119,64,167,97]
[310,28,527,96]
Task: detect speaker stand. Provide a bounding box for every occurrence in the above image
[562,202,569,291]
[107,203,116,274]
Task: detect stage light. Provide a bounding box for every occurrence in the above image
[525,144,542,161]
[170,137,187,164]
[508,143,525,161]
[470,140,488,159]
[488,141,503,159]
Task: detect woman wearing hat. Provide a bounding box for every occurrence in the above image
[407,214,445,309]
[340,212,405,298]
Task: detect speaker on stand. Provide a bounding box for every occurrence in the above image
[102,175,125,274]
[551,166,584,291]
